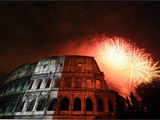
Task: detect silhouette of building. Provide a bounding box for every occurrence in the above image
[0,55,116,119]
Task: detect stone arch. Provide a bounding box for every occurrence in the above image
[16,100,25,112]
[73,98,81,111]
[48,98,57,111]
[0,101,5,113]
[26,98,36,111]
[36,96,47,111]
[5,102,15,113]
[85,98,93,111]
[45,78,51,88]
[37,79,43,89]
[97,98,104,112]
[60,97,69,111]
[28,80,34,90]
[108,100,114,112]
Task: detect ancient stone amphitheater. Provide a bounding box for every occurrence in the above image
[0,55,116,119]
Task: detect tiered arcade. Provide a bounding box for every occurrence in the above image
[0,56,116,119]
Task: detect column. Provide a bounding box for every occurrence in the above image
[33,95,39,111]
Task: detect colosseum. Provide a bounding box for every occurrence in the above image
[0,55,117,119]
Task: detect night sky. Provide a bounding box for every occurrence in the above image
[1,1,160,79]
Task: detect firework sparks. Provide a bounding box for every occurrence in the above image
[62,35,160,96]
[94,36,160,96]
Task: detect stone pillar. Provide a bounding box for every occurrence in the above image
[82,96,85,112]
[49,77,54,89]
[32,80,37,90]
[69,95,73,112]
[93,96,97,112]
[33,96,39,111]
[22,100,28,112]
[81,95,85,114]
[41,79,46,89]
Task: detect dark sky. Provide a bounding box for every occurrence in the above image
[1,1,160,76]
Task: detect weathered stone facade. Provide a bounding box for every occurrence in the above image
[0,55,116,119]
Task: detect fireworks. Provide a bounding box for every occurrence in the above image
[62,34,160,96]
[95,36,160,96]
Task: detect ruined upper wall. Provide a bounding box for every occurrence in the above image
[33,55,101,74]
[5,63,36,83]
[33,56,65,74]
[63,56,101,73]
[5,55,102,83]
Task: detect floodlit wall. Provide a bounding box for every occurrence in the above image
[0,64,36,118]
[0,56,116,119]
[14,56,65,119]
[53,56,115,120]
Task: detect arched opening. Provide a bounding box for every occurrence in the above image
[16,100,25,112]
[37,79,42,89]
[73,98,81,111]
[85,98,93,111]
[23,81,29,90]
[5,104,10,113]
[26,99,36,111]
[36,97,47,111]
[60,97,69,111]
[6,102,14,113]
[46,79,51,88]
[0,100,4,113]
[0,104,3,113]
[28,81,33,90]
[3,104,8,113]
[48,98,57,111]
[11,101,17,112]
[97,98,104,112]
[108,100,114,112]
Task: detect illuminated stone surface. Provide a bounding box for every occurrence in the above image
[0,56,116,119]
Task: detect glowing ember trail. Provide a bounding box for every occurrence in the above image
[93,37,160,96]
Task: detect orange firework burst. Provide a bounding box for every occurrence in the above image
[95,36,160,96]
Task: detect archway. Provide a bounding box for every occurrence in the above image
[60,97,69,111]
[73,98,81,111]
[85,98,93,111]
[48,98,57,111]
